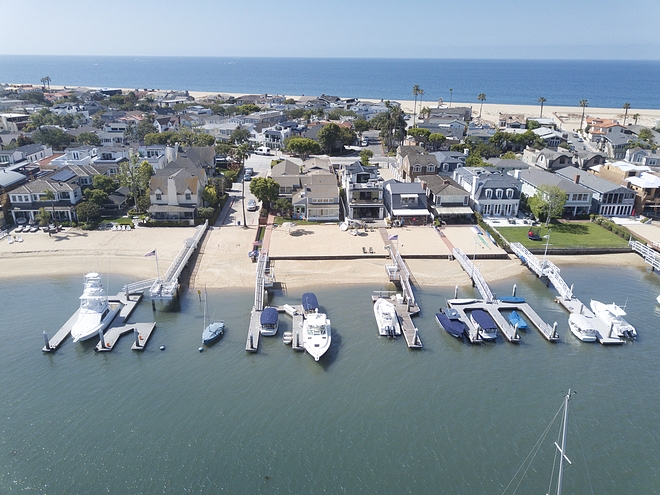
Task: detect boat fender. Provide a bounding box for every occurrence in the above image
[159,345,166,351]
[198,347,204,352]
[106,342,111,348]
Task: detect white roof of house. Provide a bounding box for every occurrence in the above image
[626,172,660,189]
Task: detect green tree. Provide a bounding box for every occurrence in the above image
[501,151,517,159]
[353,118,370,136]
[75,201,101,224]
[77,131,101,146]
[327,109,357,121]
[407,127,431,145]
[528,185,567,225]
[527,119,541,130]
[427,133,446,151]
[136,119,157,140]
[477,93,486,118]
[84,188,109,206]
[359,149,373,165]
[249,177,280,209]
[285,137,322,160]
[538,97,546,118]
[373,101,406,151]
[579,99,589,133]
[466,153,487,167]
[202,184,219,207]
[119,156,154,211]
[338,126,356,149]
[623,102,631,126]
[32,127,71,150]
[230,127,251,144]
[36,207,51,226]
[633,113,640,125]
[638,128,654,144]
[92,114,104,129]
[317,122,342,154]
[273,197,292,214]
[92,174,118,194]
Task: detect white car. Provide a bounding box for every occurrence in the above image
[246,199,258,211]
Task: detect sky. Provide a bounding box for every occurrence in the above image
[3,0,660,59]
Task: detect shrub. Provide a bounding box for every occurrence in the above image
[197,207,215,219]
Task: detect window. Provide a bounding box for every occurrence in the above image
[413,165,422,172]
[442,164,449,172]
[156,193,162,201]
[427,165,435,173]
[485,189,493,199]
[496,189,503,199]
[506,189,514,198]
[185,193,192,201]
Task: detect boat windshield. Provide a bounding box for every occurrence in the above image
[81,297,105,311]
[307,324,326,336]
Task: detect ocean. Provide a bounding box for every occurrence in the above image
[1,56,660,109]
[2,264,660,493]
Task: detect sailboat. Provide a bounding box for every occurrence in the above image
[201,287,224,345]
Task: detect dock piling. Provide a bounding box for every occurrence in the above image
[552,321,558,339]
[133,327,140,348]
[151,300,156,311]
[99,327,106,349]
[512,284,517,297]
[42,331,50,351]
[454,285,459,299]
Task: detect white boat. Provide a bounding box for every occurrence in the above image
[71,273,120,342]
[656,295,660,304]
[373,298,401,337]
[470,309,498,341]
[259,307,279,336]
[590,299,636,339]
[202,287,224,345]
[303,312,331,361]
[568,314,597,342]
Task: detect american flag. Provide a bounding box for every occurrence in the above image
[144,249,156,257]
[388,234,398,241]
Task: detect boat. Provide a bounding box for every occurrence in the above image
[260,307,279,336]
[303,312,331,361]
[568,314,597,342]
[70,272,120,342]
[302,292,319,314]
[589,299,636,339]
[373,297,401,337]
[499,296,526,304]
[469,309,498,341]
[435,308,467,339]
[657,295,660,304]
[446,298,478,305]
[507,310,528,331]
[201,287,224,345]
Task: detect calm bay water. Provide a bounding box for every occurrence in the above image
[2,264,660,494]
[1,56,660,109]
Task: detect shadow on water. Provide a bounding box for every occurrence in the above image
[319,328,341,370]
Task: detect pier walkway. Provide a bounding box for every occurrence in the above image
[629,239,660,270]
[124,221,208,299]
[245,251,276,352]
[452,247,494,302]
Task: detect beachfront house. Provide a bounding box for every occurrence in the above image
[148,165,206,223]
[0,144,53,168]
[512,168,593,217]
[555,166,635,217]
[573,150,607,170]
[394,145,439,182]
[9,178,83,224]
[291,173,340,222]
[416,174,472,223]
[340,161,385,221]
[453,167,522,218]
[522,147,573,171]
[382,180,432,226]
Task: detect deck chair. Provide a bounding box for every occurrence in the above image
[369,247,374,254]
[362,247,367,254]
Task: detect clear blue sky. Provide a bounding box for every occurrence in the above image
[4,0,659,59]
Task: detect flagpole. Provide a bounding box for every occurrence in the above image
[155,249,161,281]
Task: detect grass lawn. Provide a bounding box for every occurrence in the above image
[497,221,630,249]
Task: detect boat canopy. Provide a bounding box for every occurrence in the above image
[436,313,465,337]
[302,292,319,312]
[471,309,497,330]
[260,307,279,326]
[500,296,525,304]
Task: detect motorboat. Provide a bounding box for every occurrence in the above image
[260,307,279,336]
[470,309,498,341]
[202,287,224,345]
[568,314,597,342]
[507,310,528,331]
[435,308,467,339]
[303,312,331,361]
[302,292,319,314]
[590,299,636,339]
[373,297,401,337]
[71,273,120,342]
[499,296,525,304]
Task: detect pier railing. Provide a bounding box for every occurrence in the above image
[254,251,268,311]
[389,247,415,306]
[510,242,573,300]
[452,247,494,302]
[630,239,660,271]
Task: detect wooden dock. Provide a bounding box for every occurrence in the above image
[556,296,624,345]
[447,300,520,343]
[96,322,157,352]
[245,308,262,352]
[274,304,305,351]
[392,297,422,349]
[497,301,559,342]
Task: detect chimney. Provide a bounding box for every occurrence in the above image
[464,148,469,156]
[574,174,580,184]
[443,179,450,185]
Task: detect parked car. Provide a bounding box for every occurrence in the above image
[254,146,271,155]
[246,199,258,211]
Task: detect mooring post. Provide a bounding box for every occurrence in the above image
[43,331,50,350]
[134,327,140,348]
[454,285,459,299]
[99,327,105,349]
[552,321,558,339]
[152,300,156,311]
[512,284,517,297]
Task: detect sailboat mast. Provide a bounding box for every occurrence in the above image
[556,389,572,495]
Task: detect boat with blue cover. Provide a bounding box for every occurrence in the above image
[507,310,528,330]
[260,307,279,336]
[435,309,466,339]
[201,287,224,345]
[302,292,319,314]
[470,309,498,341]
[500,296,526,304]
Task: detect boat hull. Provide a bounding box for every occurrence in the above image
[568,315,597,342]
[202,321,224,345]
[303,313,331,361]
[374,298,401,337]
[71,304,120,342]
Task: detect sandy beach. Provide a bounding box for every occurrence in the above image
[0,224,650,290]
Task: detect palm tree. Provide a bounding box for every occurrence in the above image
[477,93,486,118]
[449,88,453,108]
[42,189,57,229]
[40,77,47,90]
[412,85,420,127]
[418,88,425,121]
[538,97,546,118]
[623,102,631,125]
[579,99,589,133]
[42,76,51,91]
[232,143,251,227]
[633,113,641,125]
